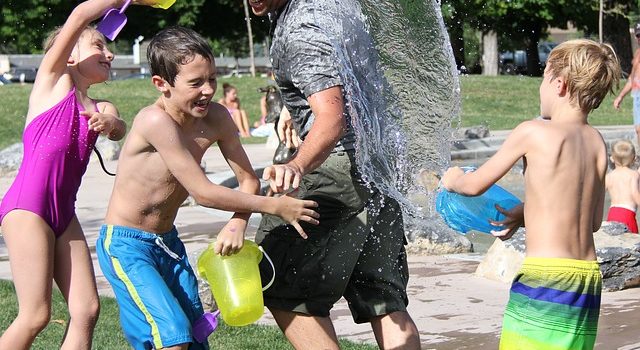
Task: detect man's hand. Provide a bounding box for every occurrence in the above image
[613,96,624,110]
[277,108,300,149]
[489,203,524,241]
[262,162,303,194]
[214,219,247,256]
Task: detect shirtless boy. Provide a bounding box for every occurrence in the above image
[96,26,318,350]
[442,39,621,350]
[605,139,640,233]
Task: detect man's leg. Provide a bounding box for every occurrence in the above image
[257,153,376,349]
[632,91,640,148]
[270,308,340,350]
[370,311,420,350]
[345,194,420,349]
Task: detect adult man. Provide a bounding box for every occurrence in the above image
[613,22,640,146]
[248,0,421,349]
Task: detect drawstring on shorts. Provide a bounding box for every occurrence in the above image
[154,236,182,261]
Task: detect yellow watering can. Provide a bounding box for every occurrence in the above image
[197,240,275,326]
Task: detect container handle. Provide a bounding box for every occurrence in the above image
[258,246,275,291]
[119,0,132,14]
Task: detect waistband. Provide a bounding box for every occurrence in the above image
[522,257,599,271]
[609,204,636,212]
[100,224,182,261]
[100,224,178,242]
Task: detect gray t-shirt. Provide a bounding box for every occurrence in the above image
[269,0,357,152]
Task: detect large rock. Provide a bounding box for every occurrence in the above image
[476,222,640,291]
[91,135,121,162]
[1,137,121,177]
[405,215,473,255]
[0,143,23,175]
[463,125,490,139]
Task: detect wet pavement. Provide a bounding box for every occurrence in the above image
[1,138,640,349]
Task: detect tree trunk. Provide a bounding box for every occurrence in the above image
[447,19,465,72]
[482,31,498,76]
[525,22,542,77]
[243,0,256,77]
[603,8,632,75]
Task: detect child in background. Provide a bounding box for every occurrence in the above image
[0,0,129,348]
[96,27,318,349]
[605,139,640,233]
[442,39,621,350]
[218,82,251,137]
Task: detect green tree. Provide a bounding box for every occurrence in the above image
[0,0,271,58]
[0,0,72,53]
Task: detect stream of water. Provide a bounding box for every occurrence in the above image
[324,0,460,228]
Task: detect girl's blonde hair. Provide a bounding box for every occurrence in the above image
[43,26,102,53]
[546,39,621,112]
[611,139,636,167]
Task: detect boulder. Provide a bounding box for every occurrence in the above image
[405,215,473,255]
[463,125,490,139]
[476,222,640,291]
[0,143,23,175]
[91,135,121,162]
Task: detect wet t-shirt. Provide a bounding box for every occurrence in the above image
[269,0,357,152]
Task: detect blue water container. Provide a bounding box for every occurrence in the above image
[435,170,522,234]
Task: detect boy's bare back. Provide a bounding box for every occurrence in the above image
[516,119,606,260]
[606,166,640,210]
[105,100,236,233]
[442,39,621,262]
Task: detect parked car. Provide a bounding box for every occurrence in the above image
[4,67,38,83]
[0,75,11,85]
[113,72,151,80]
[499,41,557,75]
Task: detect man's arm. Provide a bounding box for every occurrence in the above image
[614,48,640,109]
[263,86,346,193]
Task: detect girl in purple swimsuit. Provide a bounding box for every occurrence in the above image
[0,0,133,347]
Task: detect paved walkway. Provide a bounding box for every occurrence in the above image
[1,129,640,349]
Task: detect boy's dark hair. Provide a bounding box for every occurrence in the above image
[147,26,214,86]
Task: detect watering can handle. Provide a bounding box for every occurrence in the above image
[119,0,132,14]
[258,246,275,291]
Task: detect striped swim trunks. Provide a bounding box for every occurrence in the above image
[499,257,601,350]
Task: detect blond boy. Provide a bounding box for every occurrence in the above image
[442,39,621,350]
[605,139,640,233]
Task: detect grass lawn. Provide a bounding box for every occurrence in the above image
[0,75,632,150]
[0,280,376,349]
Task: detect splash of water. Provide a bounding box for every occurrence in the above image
[322,0,460,222]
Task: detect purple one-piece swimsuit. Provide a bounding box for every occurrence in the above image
[0,87,98,237]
